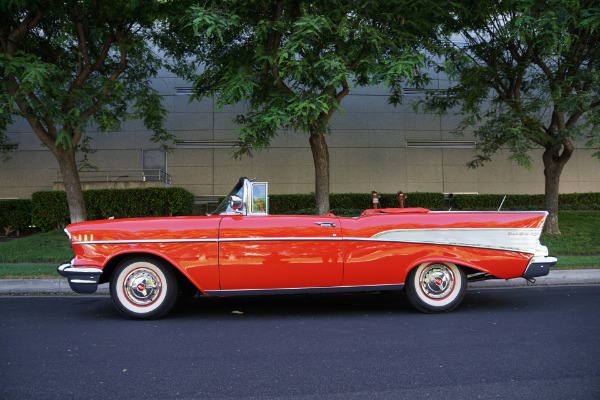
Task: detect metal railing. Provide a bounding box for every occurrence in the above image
[56,169,172,185]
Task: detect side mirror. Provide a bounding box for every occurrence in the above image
[229,195,243,210]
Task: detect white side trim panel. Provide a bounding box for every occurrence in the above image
[365,228,542,254]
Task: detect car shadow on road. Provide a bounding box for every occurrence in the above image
[68,288,539,320]
[170,291,420,319]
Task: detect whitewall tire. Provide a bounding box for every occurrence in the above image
[110,257,178,319]
[405,262,466,313]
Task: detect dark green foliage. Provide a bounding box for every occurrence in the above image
[268,194,315,215]
[0,199,32,236]
[452,193,600,211]
[558,193,600,210]
[160,0,457,214]
[27,188,599,230]
[393,192,446,210]
[32,188,194,231]
[268,191,599,214]
[1,0,175,223]
[331,193,374,210]
[31,191,70,232]
[0,0,172,148]
[164,0,448,150]
[269,192,446,215]
[419,0,600,233]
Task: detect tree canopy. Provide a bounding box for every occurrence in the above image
[0,0,173,222]
[161,0,454,214]
[421,0,600,233]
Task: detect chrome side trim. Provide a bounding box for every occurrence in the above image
[57,264,103,277]
[218,237,343,242]
[70,279,100,284]
[205,283,405,297]
[58,264,103,274]
[74,238,218,245]
[74,237,342,245]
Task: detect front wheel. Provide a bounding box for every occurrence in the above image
[405,262,466,313]
[110,257,178,319]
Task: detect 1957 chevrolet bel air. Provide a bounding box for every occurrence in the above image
[58,177,556,319]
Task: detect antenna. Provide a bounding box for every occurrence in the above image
[498,195,507,212]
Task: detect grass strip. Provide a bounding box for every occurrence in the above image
[0,230,74,263]
[540,211,600,255]
[0,264,62,279]
[552,256,600,270]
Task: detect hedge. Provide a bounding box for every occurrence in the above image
[0,199,32,236]
[451,192,600,211]
[269,192,446,215]
[268,192,599,214]
[32,187,194,231]
[20,188,600,231]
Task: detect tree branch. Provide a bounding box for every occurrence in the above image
[76,22,91,66]
[79,45,128,123]
[6,9,44,54]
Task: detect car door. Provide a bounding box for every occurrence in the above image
[218,215,343,290]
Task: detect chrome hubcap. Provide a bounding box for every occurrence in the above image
[123,268,162,306]
[419,264,454,299]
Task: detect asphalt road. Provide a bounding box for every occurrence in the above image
[1,286,599,400]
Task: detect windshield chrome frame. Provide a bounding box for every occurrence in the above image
[213,177,269,216]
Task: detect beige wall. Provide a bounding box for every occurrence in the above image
[1,74,599,199]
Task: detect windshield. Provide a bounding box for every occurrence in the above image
[212,177,246,215]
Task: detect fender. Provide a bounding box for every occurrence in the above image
[101,248,215,295]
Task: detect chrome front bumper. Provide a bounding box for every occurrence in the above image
[57,262,103,294]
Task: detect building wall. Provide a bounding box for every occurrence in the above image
[1,71,598,199]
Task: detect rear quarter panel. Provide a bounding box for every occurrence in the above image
[339,212,546,283]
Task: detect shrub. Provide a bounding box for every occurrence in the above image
[32,187,194,231]
[269,191,598,214]
[31,191,70,232]
[451,192,600,211]
[269,191,446,214]
[269,194,315,214]
[0,199,32,236]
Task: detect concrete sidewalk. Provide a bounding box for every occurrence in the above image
[1,269,599,295]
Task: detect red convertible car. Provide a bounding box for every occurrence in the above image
[58,177,556,319]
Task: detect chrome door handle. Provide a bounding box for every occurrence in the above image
[314,222,336,227]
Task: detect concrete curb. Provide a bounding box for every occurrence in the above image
[0,279,110,295]
[469,269,600,288]
[0,270,599,295]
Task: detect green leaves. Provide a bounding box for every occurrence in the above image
[189,6,241,44]
[31,187,194,231]
[423,0,600,166]
[1,1,174,152]
[166,0,446,152]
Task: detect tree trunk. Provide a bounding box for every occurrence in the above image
[25,119,88,225]
[309,131,330,215]
[56,147,87,224]
[542,142,573,235]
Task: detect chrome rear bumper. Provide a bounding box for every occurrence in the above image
[522,256,557,279]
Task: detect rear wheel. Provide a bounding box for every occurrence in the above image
[405,262,466,313]
[110,257,178,319]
